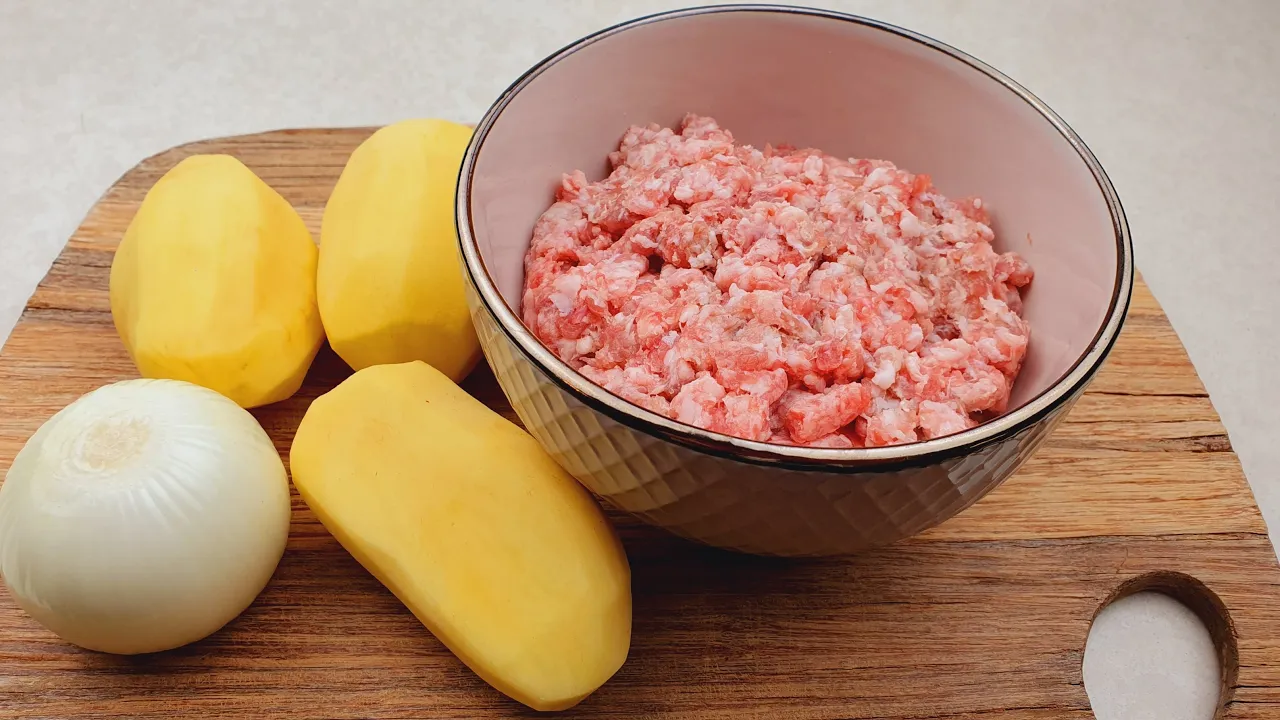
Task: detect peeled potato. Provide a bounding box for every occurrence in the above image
[318,119,480,380]
[109,154,323,408]
[289,361,632,711]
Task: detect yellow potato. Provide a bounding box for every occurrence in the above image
[109,154,323,408]
[318,119,480,380]
[289,361,632,712]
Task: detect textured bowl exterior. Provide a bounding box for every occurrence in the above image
[466,277,1078,557]
[457,6,1131,557]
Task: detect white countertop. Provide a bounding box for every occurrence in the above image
[2,1,1275,717]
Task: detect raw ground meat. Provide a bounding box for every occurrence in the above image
[521,115,1033,448]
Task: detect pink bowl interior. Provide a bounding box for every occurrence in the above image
[468,9,1119,416]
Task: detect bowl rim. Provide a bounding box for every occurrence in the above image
[456,3,1134,471]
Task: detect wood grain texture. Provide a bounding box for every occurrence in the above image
[1,128,1277,719]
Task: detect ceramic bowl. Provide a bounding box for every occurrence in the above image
[456,5,1133,556]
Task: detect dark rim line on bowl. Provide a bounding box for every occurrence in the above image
[456,3,1134,472]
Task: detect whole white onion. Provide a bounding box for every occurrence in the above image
[0,378,291,654]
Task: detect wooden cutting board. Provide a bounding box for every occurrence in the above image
[1,128,1276,719]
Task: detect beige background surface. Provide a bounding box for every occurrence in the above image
[1,1,1274,718]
